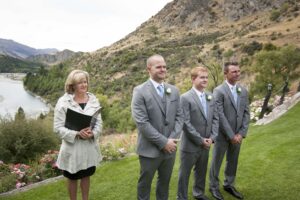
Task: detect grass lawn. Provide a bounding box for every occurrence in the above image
[1,103,300,200]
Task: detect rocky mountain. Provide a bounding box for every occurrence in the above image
[24,0,300,133]
[0,38,58,59]
[67,0,299,91]
[27,49,82,65]
[28,0,300,102]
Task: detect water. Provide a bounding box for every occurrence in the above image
[0,74,50,118]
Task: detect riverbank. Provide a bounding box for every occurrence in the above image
[0,73,51,118]
[0,73,26,81]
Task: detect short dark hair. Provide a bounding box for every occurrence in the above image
[223,61,239,73]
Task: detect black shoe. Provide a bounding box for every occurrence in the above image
[194,195,210,200]
[223,186,243,199]
[209,189,224,200]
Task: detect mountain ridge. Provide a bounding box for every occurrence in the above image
[0,38,58,59]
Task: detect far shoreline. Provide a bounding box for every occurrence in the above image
[0,73,26,81]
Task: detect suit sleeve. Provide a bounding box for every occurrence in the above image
[169,89,184,139]
[180,95,204,145]
[131,87,168,150]
[214,89,235,140]
[210,99,219,142]
[238,90,250,137]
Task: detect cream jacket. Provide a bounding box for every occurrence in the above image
[54,92,102,174]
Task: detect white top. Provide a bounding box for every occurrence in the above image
[53,92,102,173]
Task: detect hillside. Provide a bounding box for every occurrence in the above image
[23,0,300,133]
[68,0,300,96]
[0,55,44,73]
[26,49,83,65]
[1,102,299,199]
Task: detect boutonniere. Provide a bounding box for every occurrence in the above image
[165,88,172,95]
[236,87,242,94]
[206,94,212,101]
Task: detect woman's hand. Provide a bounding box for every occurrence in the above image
[78,127,94,139]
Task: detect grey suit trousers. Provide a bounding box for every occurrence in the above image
[177,149,209,200]
[138,154,176,200]
[209,140,241,190]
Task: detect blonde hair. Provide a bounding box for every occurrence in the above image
[191,66,208,80]
[64,69,89,94]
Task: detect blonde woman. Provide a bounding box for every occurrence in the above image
[54,69,102,200]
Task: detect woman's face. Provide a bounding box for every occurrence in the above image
[74,78,88,94]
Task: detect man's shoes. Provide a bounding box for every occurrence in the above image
[223,186,243,199]
[194,194,210,200]
[209,189,224,200]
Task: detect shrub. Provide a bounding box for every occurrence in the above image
[37,150,62,179]
[223,49,234,58]
[0,151,62,192]
[263,43,277,51]
[100,143,126,161]
[0,172,16,193]
[270,9,281,21]
[241,41,263,56]
[0,118,60,163]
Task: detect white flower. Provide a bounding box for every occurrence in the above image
[166,88,172,94]
[237,87,242,94]
[206,94,212,101]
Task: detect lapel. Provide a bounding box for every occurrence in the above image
[236,84,241,111]
[147,80,166,116]
[164,83,171,117]
[223,82,238,111]
[206,92,213,120]
[190,89,207,120]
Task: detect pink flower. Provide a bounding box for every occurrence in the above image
[16,182,22,189]
[52,162,58,168]
[0,160,3,165]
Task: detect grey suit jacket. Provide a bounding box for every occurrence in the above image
[213,82,250,141]
[180,89,219,153]
[131,80,184,158]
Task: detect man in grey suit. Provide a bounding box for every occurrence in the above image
[177,66,219,200]
[131,54,183,200]
[209,62,250,200]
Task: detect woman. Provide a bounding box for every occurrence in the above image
[54,69,102,200]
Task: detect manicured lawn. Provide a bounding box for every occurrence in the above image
[1,103,300,200]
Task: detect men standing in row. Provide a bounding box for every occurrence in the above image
[209,62,250,200]
[131,54,183,200]
[177,66,219,200]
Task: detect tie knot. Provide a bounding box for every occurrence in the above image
[158,84,164,91]
[157,84,164,97]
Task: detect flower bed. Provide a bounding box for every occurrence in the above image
[0,150,62,193]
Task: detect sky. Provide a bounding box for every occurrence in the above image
[0,0,173,52]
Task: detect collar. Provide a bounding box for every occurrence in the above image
[226,80,236,90]
[150,78,164,89]
[192,87,205,97]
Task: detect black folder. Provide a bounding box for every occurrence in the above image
[65,108,93,131]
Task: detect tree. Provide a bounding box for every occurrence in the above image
[252,45,300,104]
[197,56,223,91]
[15,107,25,120]
[259,83,273,119]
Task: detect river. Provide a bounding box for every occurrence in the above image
[0,73,50,118]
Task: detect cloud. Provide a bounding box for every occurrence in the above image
[0,0,172,52]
